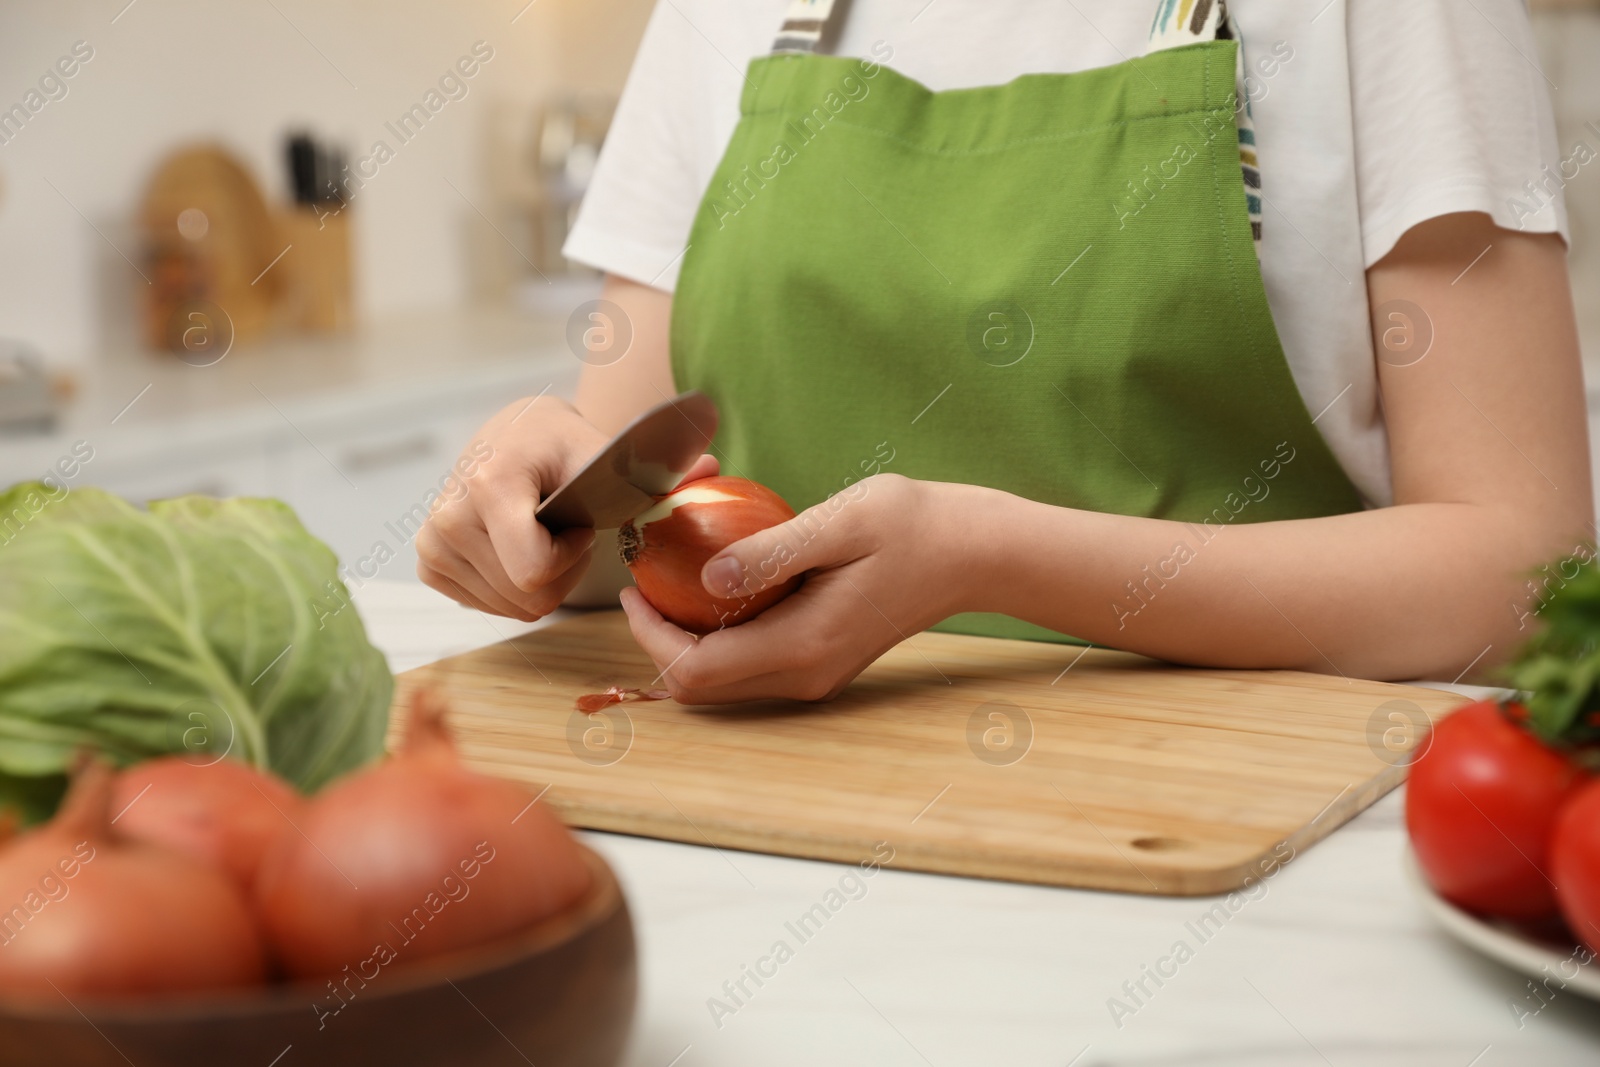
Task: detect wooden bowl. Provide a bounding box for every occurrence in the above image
[0,845,635,1067]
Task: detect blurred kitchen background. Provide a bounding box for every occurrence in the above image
[0,0,1597,590]
[0,0,652,587]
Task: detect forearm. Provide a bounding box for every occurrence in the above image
[959,484,1587,681]
[571,274,677,435]
[563,274,678,605]
[944,219,1596,684]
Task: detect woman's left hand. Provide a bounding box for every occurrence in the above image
[619,473,979,704]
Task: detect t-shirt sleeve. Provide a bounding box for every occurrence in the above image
[1347,0,1568,267]
[562,1,755,291]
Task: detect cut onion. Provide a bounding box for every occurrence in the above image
[619,475,800,633]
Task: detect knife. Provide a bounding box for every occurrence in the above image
[535,390,719,531]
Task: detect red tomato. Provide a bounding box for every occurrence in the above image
[1552,781,1600,951]
[1406,700,1586,921]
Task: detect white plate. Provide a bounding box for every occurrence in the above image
[1405,850,1600,1000]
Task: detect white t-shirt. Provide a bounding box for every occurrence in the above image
[563,0,1568,506]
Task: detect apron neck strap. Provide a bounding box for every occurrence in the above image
[1148,0,1260,250]
[772,0,842,54]
[771,0,1236,56]
[1147,0,1234,51]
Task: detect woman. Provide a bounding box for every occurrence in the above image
[418,0,1591,703]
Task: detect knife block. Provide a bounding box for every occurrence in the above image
[275,205,354,333]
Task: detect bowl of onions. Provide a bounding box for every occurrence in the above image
[0,691,636,1067]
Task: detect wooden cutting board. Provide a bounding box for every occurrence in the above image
[394,610,1464,896]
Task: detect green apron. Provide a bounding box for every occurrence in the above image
[670,2,1363,644]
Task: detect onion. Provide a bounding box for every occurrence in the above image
[0,759,267,999]
[255,689,593,980]
[111,756,304,894]
[618,475,800,633]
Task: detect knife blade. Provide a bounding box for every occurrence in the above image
[535,390,719,531]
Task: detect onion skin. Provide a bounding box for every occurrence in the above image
[0,759,268,1000]
[255,689,593,980]
[618,475,800,633]
[111,756,303,894]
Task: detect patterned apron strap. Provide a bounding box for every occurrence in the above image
[772,0,842,54]
[1147,0,1262,248]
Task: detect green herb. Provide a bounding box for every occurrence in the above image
[1507,554,1600,745]
[0,483,391,822]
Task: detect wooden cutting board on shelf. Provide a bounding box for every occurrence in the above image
[393,610,1464,896]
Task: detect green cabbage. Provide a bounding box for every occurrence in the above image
[0,483,392,822]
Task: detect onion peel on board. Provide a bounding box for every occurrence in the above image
[575,687,670,712]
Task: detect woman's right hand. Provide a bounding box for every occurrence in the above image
[415,394,612,621]
[421,274,686,620]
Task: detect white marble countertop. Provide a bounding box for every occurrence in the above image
[353,580,1600,1067]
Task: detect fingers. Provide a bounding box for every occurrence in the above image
[418,394,611,616]
[428,469,596,614]
[427,514,559,611]
[620,588,772,704]
[618,587,696,675]
[418,562,510,618]
[617,475,918,704]
[619,586,842,703]
[675,453,721,488]
[474,476,595,595]
[525,536,599,611]
[416,529,541,620]
[699,493,861,599]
